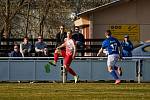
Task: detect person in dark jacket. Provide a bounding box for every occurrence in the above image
[72,26,85,56]
[49,25,67,65]
[20,37,32,57]
[121,35,133,57]
[9,45,22,57]
[55,25,67,47]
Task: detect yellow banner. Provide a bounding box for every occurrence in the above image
[109,25,140,41]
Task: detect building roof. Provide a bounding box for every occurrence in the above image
[77,0,130,16]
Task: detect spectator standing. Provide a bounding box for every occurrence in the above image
[20,37,32,57]
[35,35,48,57]
[9,45,22,57]
[72,26,85,56]
[121,35,133,57]
[49,25,67,62]
[55,25,67,47]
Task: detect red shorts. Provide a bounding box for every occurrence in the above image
[64,54,73,67]
[58,49,73,67]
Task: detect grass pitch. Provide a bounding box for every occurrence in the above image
[0,83,150,100]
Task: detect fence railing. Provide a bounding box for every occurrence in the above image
[0,39,104,56]
[0,57,149,83]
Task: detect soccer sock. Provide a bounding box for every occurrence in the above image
[66,66,76,76]
[54,52,59,63]
[114,66,118,70]
[110,70,119,80]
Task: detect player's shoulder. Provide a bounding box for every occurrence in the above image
[109,36,116,40]
[102,39,109,45]
[70,38,75,43]
[110,37,120,42]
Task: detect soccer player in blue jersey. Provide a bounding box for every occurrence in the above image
[97,30,122,84]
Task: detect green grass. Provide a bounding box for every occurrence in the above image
[0,83,150,100]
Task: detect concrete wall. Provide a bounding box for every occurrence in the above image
[0,58,150,83]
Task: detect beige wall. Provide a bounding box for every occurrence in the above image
[137,0,150,24]
[94,1,137,24]
[92,0,150,41]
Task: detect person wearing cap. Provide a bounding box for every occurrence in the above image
[121,35,133,57]
[97,30,122,84]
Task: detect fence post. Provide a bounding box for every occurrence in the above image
[61,59,67,83]
[137,59,141,83]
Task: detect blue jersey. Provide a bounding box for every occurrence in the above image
[102,36,120,55]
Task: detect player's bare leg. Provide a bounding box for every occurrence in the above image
[114,66,122,76]
[49,49,62,66]
[117,67,122,76]
[64,65,78,83]
[108,66,120,84]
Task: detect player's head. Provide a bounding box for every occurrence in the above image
[67,30,72,38]
[105,30,112,38]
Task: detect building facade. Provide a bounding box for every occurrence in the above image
[75,0,150,42]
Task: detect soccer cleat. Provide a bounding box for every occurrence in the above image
[49,61,56,66]
[118,67,122,76]
[74,76,79,83]
[115,79,121,84]
[44,63,51,73]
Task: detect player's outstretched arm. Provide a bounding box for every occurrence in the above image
[118,46,123,60]
[97,48,103,56]
[57,43,65,49]
[72,43,76,59]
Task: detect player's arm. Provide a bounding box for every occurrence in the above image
[97,48,103,56]
[118,45,123,59]
[117,40,122,59]
[20,43,24,57]
[57,43,65,49]
[72,42,76,59]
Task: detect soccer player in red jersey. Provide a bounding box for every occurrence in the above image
[50,30,78,83]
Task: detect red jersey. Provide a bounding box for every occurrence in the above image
[64,38,76,55]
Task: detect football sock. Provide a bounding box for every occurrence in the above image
[54,52,59,63]
[66,66,76,76]
[49,60,56,66]
[110,70,119,80]
[114,66,118,70]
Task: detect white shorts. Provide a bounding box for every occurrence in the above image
[107,54,119,67]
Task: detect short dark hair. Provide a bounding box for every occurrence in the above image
[24,36,28,40]
[106,30,112,36]
[67,29,73,34]
[75,26,79,29]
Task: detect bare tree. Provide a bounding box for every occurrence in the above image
[0,0,31,39]
[0,0,112,40]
